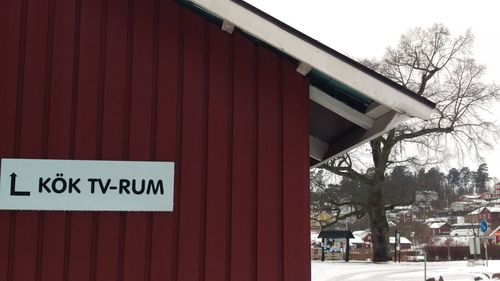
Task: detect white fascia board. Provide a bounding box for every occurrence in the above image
[310,86,374,129]
[366,104,391,119]
[188,0,434,120]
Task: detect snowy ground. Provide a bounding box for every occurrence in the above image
[312,260,500,281]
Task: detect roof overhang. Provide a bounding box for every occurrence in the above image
[318,230,354,239]
[182,0,436,167]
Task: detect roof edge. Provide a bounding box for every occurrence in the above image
[184,0,435,120]
[230,0,436,109]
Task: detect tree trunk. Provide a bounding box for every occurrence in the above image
[368,176,391,262]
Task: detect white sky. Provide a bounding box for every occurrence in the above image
[247,0,500,178]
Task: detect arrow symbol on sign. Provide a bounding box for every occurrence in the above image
[10,172,30,196]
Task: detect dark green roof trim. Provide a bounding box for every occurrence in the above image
[308,69,373,113]
[176,0,223,26]
[177,0,371,112]
[230,0,436,109]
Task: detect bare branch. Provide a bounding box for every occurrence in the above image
[319,154,371,185]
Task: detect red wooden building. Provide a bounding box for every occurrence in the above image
[465,206,500,227]
[0,0,434,280]
[428,222,451,236]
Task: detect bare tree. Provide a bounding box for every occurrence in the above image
[318,24,500,262]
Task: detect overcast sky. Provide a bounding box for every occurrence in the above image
[247,0,500,178]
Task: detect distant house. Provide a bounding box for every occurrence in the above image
[433,209,468,224]
[349,235,366,249]
[430,235,469,247]
[351,230,412,249]
[450,201,469,211]
[425,217,448,225]
[460,195,482,202]
[481,206,499,222]
[397,210,415,223]
[489,183,500,198]
[428,222,451,235]
[450,223,480,236]
[464,206,500,226]
[352,230,372,248]
[460,193,491,202]
[464,207,483,223]
[480,192,493,200]
[389,236,412,250]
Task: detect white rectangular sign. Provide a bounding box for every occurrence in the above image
[0,158,174,212]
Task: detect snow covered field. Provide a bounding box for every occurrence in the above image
[312,260,500,281]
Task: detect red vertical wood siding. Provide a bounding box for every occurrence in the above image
[230,32,258,281]
[69,1,102,280]
[0,1,22,279]
[257,47,283,281]
[0,0,310,280]
[282,62,311,281]
[41,2,78,281]
[204,24,232,281]
[11,0,50,280]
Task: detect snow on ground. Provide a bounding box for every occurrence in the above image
[312,260,500,281]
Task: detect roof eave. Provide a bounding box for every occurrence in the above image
[185,0,435,120]
[182,0,437,168]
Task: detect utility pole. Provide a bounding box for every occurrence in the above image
[321,238,325,261]
[424,252,427,281]
[394,229,398,262]
[473,232,477,261]
[410,231,415,251]
[484,241,488,267]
